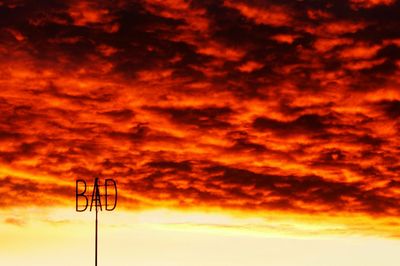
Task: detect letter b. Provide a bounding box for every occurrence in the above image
[76,179,88,212]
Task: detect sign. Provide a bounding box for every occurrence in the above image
[76,178,117,212]
[76,177,117,266]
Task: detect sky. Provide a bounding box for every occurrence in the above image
[1,0,400,265]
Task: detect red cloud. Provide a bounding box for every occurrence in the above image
[350,0,396,9]
[224,0,293,27]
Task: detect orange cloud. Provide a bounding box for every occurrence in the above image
[350,0,396,9]
[198,42,246,61]
[309,21,367,36]
[314,38,353,53]
[68,1,119,32]
[340,43,381,59]
[224,0,292,27]
[271,34,298,44]
[237,61,264,72]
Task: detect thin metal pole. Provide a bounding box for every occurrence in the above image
[95,199,98,266]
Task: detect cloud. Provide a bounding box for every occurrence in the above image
[377,100,400,118]
[252,114,330,136]
[4,217,25,226]
[147,160,193,172]
[350,0,396,9]
[147,106,233,129]
[1,0,400,237]
[100,108,135,121]
[223,0,293,27]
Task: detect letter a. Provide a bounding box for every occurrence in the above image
[90,178,102,211]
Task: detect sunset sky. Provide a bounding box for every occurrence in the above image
[1,0,400,265]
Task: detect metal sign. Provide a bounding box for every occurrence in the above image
[76,177,117,266]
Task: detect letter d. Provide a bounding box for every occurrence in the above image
[105,179,117,211]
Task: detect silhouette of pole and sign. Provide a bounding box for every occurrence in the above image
[76,178,117,266]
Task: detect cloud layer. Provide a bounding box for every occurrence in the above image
[1,0,400,236]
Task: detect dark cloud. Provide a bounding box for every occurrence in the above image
[0,131,22,140]
[379,100,400,119]
[229,139,267,153]
[253,114,330,135]
[148,106,233,129]
[147,160,192,172]
[100,109,135,121]
[0,176,71,207]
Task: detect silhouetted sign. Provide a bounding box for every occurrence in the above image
[76,177,117,266]
[76,178,117,212]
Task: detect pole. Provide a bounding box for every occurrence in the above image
[95,198,98,266]
[76,177,117,266]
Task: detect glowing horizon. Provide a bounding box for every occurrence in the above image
[2,207,400,266]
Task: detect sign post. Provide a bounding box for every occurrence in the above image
[76,177,117,266]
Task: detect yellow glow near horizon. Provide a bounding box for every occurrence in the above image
[2,207,400,239]
[1,207,400,266]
